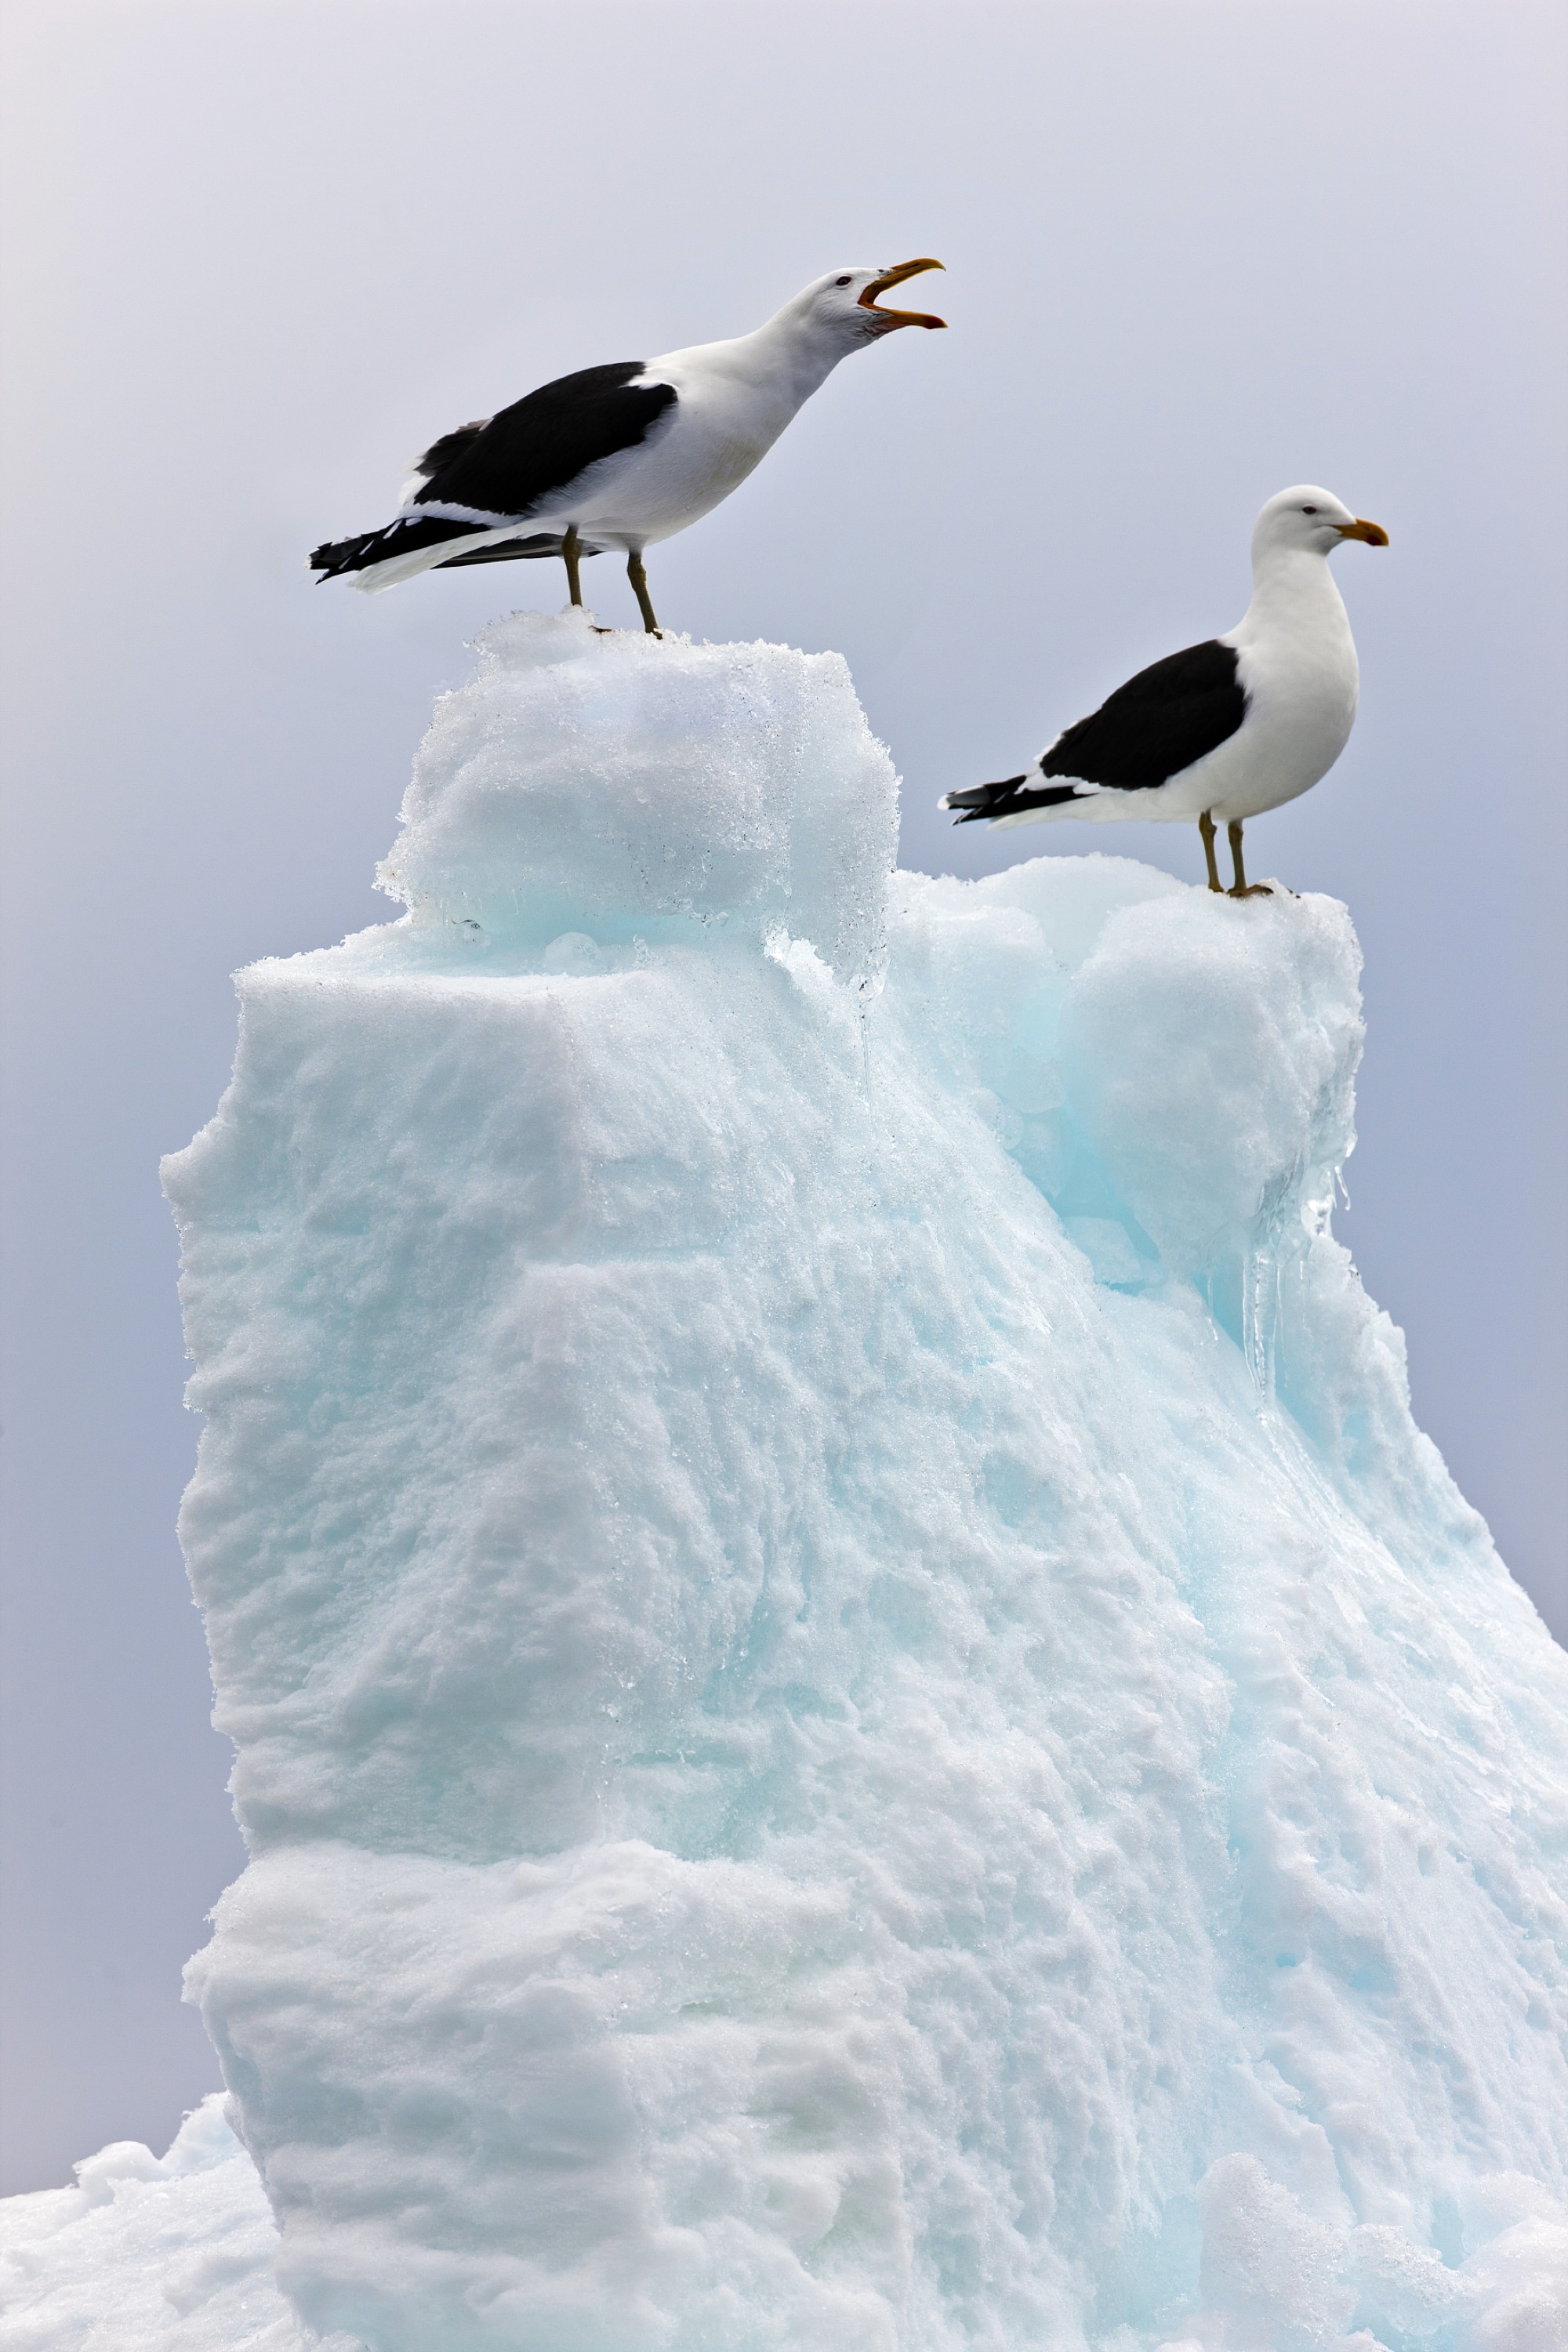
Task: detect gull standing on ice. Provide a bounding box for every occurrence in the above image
[941,487,1388,895]
[310,262,946,633]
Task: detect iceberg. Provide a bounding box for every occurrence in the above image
[8,615,1567,2351]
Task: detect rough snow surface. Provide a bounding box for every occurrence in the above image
[0,2097,312,2350]
[9,616,1566,2350]
[375,609,896,992]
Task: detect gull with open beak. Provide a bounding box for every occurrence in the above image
[311,261,946,630]
[942,486,1388,896]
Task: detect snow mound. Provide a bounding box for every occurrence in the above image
[0,2097,313,2351]
[11,621,1566,2352]
[374,612,896,991]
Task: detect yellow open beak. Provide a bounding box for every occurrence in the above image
[858,258,947,329]
[1338,517,1389,546]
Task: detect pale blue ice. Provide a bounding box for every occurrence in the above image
[5,618,1566,2350]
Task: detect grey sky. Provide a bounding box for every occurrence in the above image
[2,0,1563,2194]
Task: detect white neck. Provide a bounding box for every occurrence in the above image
[1232,543,1350,646]
[651,307,852,416]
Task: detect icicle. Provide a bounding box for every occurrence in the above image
[1240,1235,1281,1401]
[1242,1162,1302,1399]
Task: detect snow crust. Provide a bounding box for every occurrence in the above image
[0,2097,310,2350]
[10,617,1567,2351]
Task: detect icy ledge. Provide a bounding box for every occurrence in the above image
[9,615,1568,2352]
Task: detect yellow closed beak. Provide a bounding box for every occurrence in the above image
[1338,517,1389,546]
[858,258,947,328]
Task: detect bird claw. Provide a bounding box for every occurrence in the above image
[1228,884,1274,898]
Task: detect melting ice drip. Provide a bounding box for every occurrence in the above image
[11,618,1568,2352]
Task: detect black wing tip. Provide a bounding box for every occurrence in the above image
[307,513,496,582]
[310,533,376,581]
[940,773,1083,825]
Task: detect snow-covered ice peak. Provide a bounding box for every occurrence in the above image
[888,859,1364,1396]
[14,629,1566,2352]
[376,610,898,993]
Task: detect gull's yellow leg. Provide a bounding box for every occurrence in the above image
[1200,811,1223,893]
[626,551,662,637]
[1228,819,1273,898]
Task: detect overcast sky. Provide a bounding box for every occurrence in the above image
[1,0,1563,2194]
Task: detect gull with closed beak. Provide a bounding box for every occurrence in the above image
[942,487,1388,896]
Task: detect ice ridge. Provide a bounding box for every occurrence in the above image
[8,614,1566,2352]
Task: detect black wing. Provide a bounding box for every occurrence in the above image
[413,361,678,519]
[413,420,491,480]
[1041,638,1245,791]
[943,640,1247,825]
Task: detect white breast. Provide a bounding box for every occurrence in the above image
[1194,552,1361,824]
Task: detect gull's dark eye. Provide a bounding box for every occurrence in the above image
[835,275,853,287]
[1301,504,1318,514]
